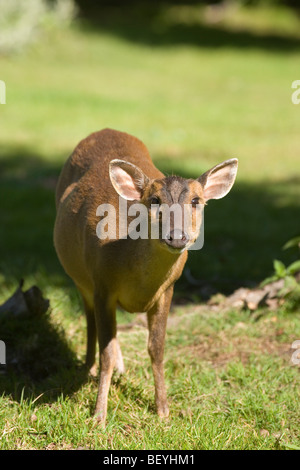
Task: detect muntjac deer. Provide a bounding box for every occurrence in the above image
[54,128,238,425]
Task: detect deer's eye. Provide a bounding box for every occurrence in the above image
[191,197,200,208]
[150,196,160,206]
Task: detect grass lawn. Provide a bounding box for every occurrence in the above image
[0,2,299,450]
[0,305,299,450]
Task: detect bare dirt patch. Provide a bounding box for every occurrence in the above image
[186,331,292,368]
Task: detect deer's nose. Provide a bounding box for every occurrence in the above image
[165,229,189,250]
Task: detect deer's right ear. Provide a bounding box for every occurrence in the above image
[109,159,149,200]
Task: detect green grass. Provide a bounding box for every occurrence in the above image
[0,306,299,450]
[0,2,300,450]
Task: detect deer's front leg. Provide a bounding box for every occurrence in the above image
[147,285,174,418]
[93,294,117,426]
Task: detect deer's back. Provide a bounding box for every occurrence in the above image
[55,128,162,210]
[53,129,165,305]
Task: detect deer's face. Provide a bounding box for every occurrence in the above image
[109,157,238,253]
[140,176,205,252]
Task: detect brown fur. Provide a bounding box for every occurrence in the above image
[54,128,238,425]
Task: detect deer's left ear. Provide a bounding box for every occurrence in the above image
[198,158,238,202]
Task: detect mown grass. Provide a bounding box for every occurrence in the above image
[0,306,299,450]
[0,2,299,450]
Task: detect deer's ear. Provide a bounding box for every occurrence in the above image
[109,159,149,200]
[198,158,238,202]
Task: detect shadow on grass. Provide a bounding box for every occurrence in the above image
[0,144,299,401]
[0,310,87,404]
[0,146,88,403]
[75,2,300,53]
[111,373,156,416]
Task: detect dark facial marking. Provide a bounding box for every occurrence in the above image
[159,176,191,204]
